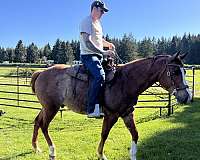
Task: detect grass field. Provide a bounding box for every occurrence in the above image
[0,67,200,160]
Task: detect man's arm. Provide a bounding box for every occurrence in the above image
[81,32,105,54]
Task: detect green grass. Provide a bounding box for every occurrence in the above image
[1,99,200,160]
[0,67,200,160]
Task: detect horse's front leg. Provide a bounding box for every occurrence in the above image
[122,112,138,160]
[97,114,119,160]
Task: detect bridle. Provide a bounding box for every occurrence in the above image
[113,52,189,93]
[158,62,189,93]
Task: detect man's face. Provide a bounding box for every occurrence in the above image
[93,6,104,19]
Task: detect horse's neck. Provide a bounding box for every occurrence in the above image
[124,58,165,95]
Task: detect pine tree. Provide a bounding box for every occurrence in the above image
[43,43,52,60]
[66,41,74,64]
[118,34,137,62]
[156,37,168,54]
[57,41,68,64]
[168,36,182,55]
[71,40,80,60]
[26,43,39,63]
[138,37,154,57]
[6,48,14,62]
[14,40,26,62]
[0,48,6,63]
[51,39,62,63]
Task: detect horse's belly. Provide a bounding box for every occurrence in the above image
[63,78,88,114]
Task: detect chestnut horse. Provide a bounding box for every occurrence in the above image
[31,52,191,160]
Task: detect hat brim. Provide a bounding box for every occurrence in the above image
[103,7,109,12]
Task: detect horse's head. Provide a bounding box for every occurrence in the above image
[158,51,192,104]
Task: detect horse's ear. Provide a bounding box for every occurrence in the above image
[179,52,188,59]
[169,51,180,62]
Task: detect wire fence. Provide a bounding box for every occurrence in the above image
[0,65,199,117]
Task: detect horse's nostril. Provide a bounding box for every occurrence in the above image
[176,94,189,104]
[175,89,192,104]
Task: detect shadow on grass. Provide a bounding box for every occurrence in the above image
[0,151,33,160]
[0,116,33,130]
[137,98,200,160]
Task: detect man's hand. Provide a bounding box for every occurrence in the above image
[108,43,115,51]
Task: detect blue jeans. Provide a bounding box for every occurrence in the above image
[81,55,105,114]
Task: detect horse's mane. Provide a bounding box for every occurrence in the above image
[117,54,170,68]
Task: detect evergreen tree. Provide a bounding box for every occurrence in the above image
[26,43,39,63]
[156,37,168,54]
[66,41,74,64]
[104,34,111,50]
[6,48,14,62]
[0,47,3,62]
[0,48,6,63]
[1,33,200,64]
[71,40,80,60]
[57,41,68,64]
[14,40,26,62]
[189,36,200,64]
[111,38,120,53]
[138,37,154,57]
[168,36,181,55]
[180,34,190,63]
[104,34,111,42]
[118,34,137,62]
[51,39,62,63]
[43,43,52,60]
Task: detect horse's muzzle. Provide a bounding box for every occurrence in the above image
[174,89,192,104]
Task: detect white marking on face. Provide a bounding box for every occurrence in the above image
[180,68,192,102]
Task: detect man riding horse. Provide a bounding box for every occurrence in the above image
[30,1,192,160]
[80,0,115,118]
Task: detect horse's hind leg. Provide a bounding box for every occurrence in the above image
[97,114,119,160]
[32,105,59,159]
[32,110,43,153]
[40,106,59,160]
[122,112,138,160]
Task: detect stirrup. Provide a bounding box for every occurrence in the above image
[100,112,105,117]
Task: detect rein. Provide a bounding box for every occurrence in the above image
[112,50,126,65]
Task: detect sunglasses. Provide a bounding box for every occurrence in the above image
[99,8,104,13]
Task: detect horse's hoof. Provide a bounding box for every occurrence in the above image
[97,153,108,160]
[130,153,136,160]
[130,157,136,160]
[131,157,136,160]
[49,155,56,160]
[33,147,42,153]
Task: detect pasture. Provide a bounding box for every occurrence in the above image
[0,67,200,160]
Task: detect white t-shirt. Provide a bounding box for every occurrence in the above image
[80,15,103,56]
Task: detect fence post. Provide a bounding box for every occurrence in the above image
[25,67,28,84]
[60,110,63,118]
[160,108,162,116]
[168,93,171,116]
[192,67,195,102]
[17,66,19,107]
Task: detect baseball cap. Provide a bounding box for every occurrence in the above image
[91,0,109,12]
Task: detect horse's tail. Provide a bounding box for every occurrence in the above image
[31,71,41,93]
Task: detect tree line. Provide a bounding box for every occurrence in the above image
[0,33,200,64]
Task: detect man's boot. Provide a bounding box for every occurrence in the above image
[87,104,104,118]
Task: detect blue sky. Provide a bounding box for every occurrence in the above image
[0,0,200,48]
